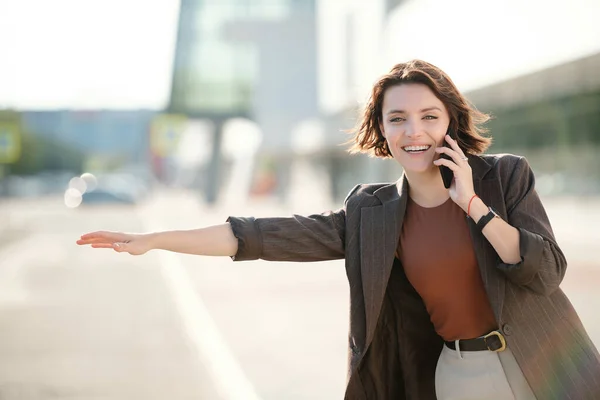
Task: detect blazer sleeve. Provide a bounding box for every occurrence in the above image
[496,156,567,296]
[226,185,360,262]
[226,210,345,262]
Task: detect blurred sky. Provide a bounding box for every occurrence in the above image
[381,0,600,94]
[1,0,599,111]
[0,0,180,110]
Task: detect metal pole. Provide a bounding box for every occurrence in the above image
[204,117,224,205]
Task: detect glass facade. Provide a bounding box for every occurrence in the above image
[169,0,313,115]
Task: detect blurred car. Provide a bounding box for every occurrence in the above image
[81,186,137,205]
[78,169,152,206]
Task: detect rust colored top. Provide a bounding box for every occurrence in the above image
[397,196,497,341]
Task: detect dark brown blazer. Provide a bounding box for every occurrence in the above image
[228,154,600,399]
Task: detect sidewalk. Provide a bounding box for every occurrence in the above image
[0,198,34,250]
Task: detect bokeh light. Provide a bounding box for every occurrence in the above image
[64,188,83,208]
[80,173,98,192]
[68,177,87,194]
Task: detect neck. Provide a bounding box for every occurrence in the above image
[404,168,449,207]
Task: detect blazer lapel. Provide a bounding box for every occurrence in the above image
[360,176,408,347]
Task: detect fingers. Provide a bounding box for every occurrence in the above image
[77,230,138,254]
[79,231,124,242]
[77,231,129,246]
[435,135,469,165]
[90,243,115,249]
[79,231,107,240]
[77,237,112,245]
[89,242,129,253]
[433,157,460,171]
[445,134,464,153]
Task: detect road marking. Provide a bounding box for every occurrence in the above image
[141,209,262,400]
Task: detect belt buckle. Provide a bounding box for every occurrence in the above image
[483,331,506,352]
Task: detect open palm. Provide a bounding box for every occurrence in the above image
[76,231,151,255]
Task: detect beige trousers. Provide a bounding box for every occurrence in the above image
[435,344,537,400]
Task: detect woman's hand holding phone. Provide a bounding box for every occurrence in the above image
[434,134,476,213]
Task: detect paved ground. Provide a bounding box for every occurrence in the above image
[0,196,222,399]
[0,191,598,399]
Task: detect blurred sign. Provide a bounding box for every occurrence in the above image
[0,122,21,163]
[149,114,188,157]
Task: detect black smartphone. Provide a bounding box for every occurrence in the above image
[439,127,455,189]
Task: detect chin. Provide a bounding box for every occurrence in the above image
[397,159,433,174]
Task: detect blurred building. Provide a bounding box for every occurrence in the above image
[466,53,600,195]
[0,110,157,197]
[169,0,317,130]
[168,0,318,202]
[22,110,156,168]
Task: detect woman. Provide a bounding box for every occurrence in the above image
[77,60,600,399]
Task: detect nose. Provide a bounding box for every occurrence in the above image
[405,119,423,138]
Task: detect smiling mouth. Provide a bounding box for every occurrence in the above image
[402,145,431,154]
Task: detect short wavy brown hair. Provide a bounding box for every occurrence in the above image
[349,59,492,157]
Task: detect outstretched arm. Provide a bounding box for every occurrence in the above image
[78,186,356,261]
[76,223,238,257]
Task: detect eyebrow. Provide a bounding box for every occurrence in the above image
[386,107,442,115]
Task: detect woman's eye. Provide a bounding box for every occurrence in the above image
[389,117,404,123]
[423,115,438,120]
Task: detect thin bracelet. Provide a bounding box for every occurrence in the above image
[467,194,479,218]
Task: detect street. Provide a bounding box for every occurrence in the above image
[0,191,598,399]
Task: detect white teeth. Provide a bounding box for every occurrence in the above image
[403,145,430,152]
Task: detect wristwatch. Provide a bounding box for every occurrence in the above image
[476,207,500,231]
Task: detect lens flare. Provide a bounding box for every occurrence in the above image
[69,177,87,194]
[80,173,98,192]
[64,188,83,208]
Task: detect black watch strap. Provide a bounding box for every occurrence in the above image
[476,208,499,231]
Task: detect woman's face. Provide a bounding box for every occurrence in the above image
[380,83,451,175]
